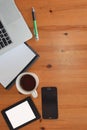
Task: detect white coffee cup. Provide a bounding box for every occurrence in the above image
[16,72,39,98]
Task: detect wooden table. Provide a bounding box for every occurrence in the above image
[0,0,87,129]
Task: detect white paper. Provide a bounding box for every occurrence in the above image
[5,101,36,129]
[0,43,36,88]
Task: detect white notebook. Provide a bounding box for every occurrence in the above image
[1,97,40,130]
[0,43,39,88]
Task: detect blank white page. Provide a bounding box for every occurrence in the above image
[5,101,36,129]
[0,43,36,88]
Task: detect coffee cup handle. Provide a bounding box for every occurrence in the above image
[32,90,38,98]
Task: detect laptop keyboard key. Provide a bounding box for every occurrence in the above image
[0,45,2,49]
[2,38,7,44]
[0,21,3,29]
[2,28,6,33]
[8,40,12,44]
[0,34,3,38]
[0,21,12,49]
[6,36,10,41]
[0,42,5,48]
[4,33,8,37]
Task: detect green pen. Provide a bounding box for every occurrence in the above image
[32,7,39,40]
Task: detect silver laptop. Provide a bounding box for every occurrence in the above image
[0,0,32,55]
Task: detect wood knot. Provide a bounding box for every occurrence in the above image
[39,119,42,122]
[64,32,68,36]
[49,9,53,13]
[46,64,52,68]
[40,127,45,130]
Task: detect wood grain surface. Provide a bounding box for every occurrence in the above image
[0,0,87,130]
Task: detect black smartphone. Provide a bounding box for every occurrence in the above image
[41,87,58,119]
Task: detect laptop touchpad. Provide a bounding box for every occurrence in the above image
[0,0,21,25]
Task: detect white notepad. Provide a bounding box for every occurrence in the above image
[1,97,40,130]
[5,101,36,129]
[0,43,39,88]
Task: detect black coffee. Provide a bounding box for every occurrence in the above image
[20,74,36,91]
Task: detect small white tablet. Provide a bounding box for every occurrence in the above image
[1,97,40,130]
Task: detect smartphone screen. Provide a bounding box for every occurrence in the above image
[41,87,58,119]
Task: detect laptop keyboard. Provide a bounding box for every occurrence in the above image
[0,21,12,49]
